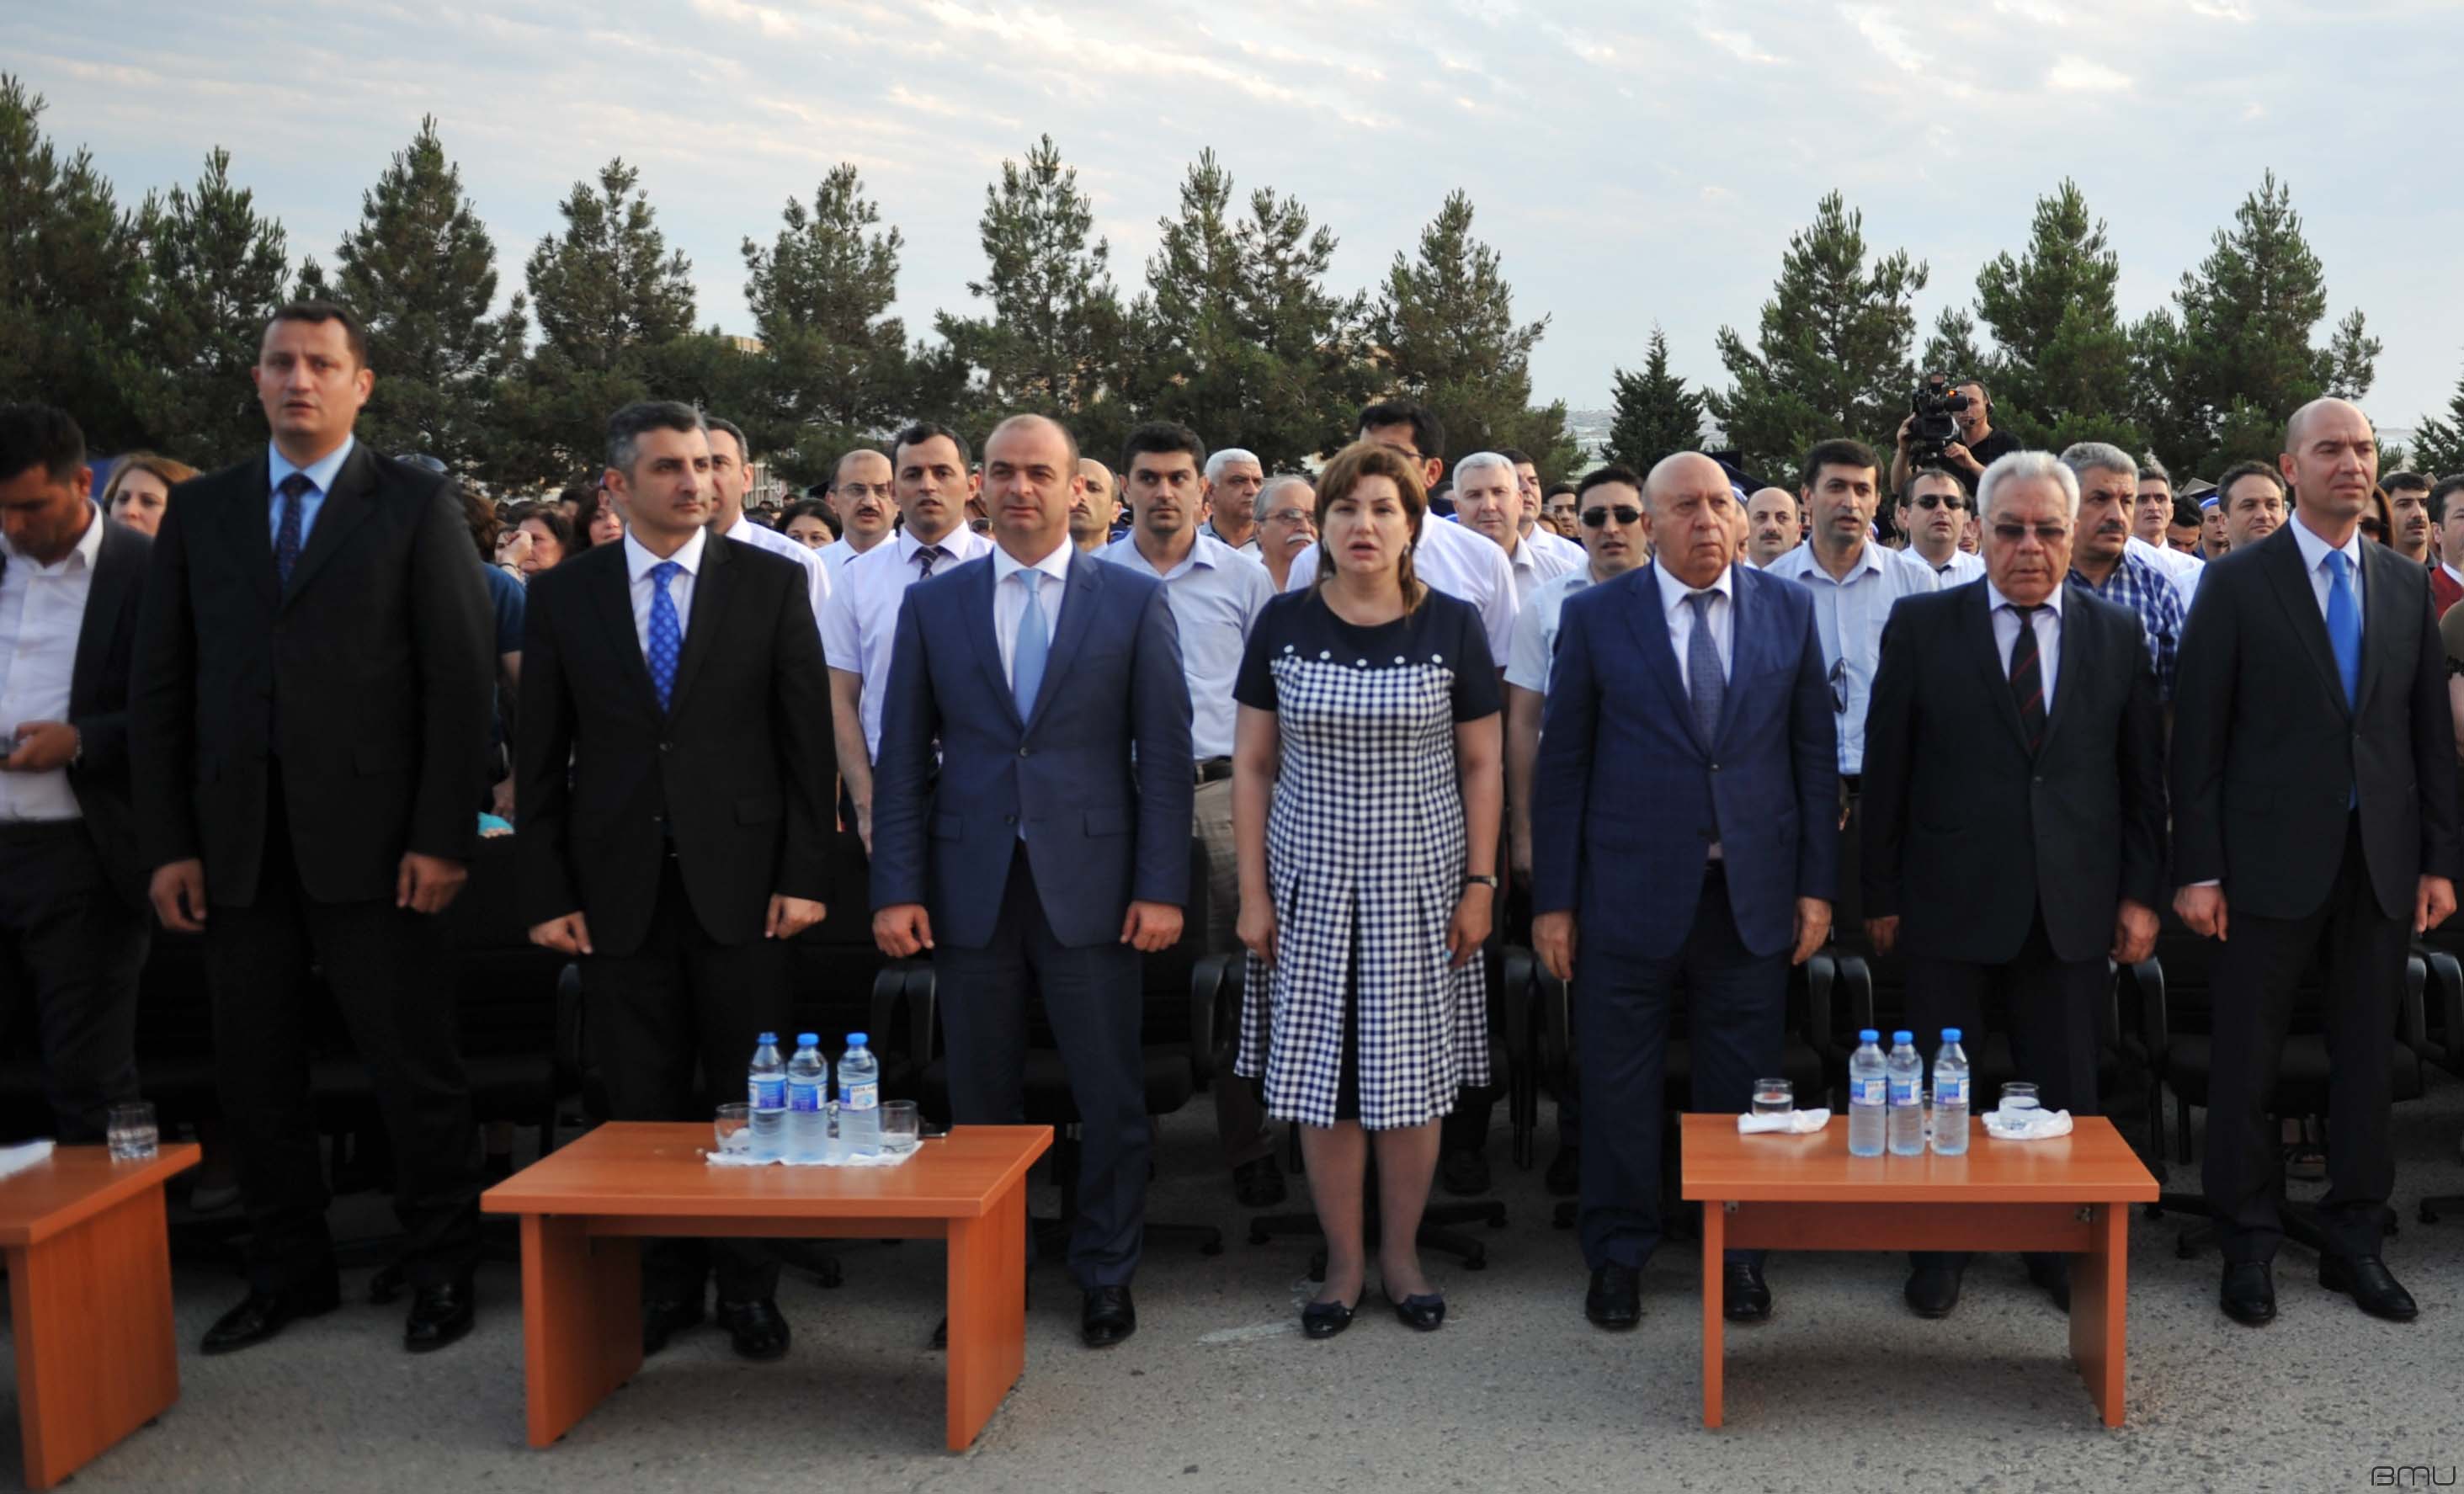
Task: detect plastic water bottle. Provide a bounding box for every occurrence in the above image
[786,1034,828,1163]
[1931,1028,1971,1156]
[1847,1029,1887,1157]
[1886,1031,1926,1156]
[837,1033,881,1158]
[748,1032,787,1162]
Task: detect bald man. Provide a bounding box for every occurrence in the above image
[1531,452,1838,1332]
[1072,457,1117,554]
[2173,397,2459,1329]
[1743,487,1799,569]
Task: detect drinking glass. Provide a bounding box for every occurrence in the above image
[107,1102,158,1161]
[1999,1082,2041,1114]
[714,1102,753,1155]
[1750,1079,1793,1117]
[881,1101,921,1155]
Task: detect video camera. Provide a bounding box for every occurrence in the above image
[1906,372,1972,468]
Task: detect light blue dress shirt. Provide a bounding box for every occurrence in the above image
[1100,532,1275,759]
[1763,538,1940,774]
[265,435,356,551]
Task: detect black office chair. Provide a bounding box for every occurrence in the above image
[2408,938,2464,1226]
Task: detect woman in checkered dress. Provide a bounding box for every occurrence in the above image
[1229,441,1503,1337]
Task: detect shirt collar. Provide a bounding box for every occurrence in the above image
[1984,577,2063,617]
[267,435,355,499]
[993,538,1075,589]
[1652,559,1735,618]
[2289,510,2365,578]
[625,524,707,584]
[897,526,971,563]
[1105,531,1221,579]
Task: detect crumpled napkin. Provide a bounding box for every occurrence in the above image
[1982,1107,2073,1141]
[1738,1109,1831,1135]
[0,1140,53,1179]
[705,1146,918,1169]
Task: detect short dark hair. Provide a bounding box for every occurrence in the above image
[606,401,705,473]
[1498,447,1534,469]
[1543,481,1578,499]
[1118,420,1206,477]
[510,502,575,553]
[2429,474,2464,526]
[267,301,370,367]
[0,402,86,484]
[1800,439,1881,492]
[2137,464,2171,486]
[704,415,749,461]
[459,482,499,559]
[1356,397,1445,462]
[2383,470,2431,496]
[780,497,838,537]
[2170,495,2203,529]
[1575,464,1642,501]
[1898,465,1968,509]
[891,421,971,471]
[2216,460,2286,502]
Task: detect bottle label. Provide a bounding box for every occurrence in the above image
[1888,1077,1918,1105]
[1853,1077,1887,1107]
[749,1077,785,1109]
[1936,1077,1968,1107]
[788,1082,822,1112]
[841,1082,878,1111]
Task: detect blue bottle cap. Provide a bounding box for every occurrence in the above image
[1859,1029,1880,1043]
[1892,1030,1914,1045]
[1941,1028,1961,1043]
[757,1032,777,1045]
[797,1033,819,1047]
[847,1032,869,1047]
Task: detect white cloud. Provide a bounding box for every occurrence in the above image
[2187,0,2253,19]
[1992,0,2069,21]
[1700,26,1782,63]
[1841,4,1930,70]
[2047,56,2131,91]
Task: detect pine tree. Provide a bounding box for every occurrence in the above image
[1370,189,1578,478]
[741,162,912,476]
[306,118,525,469]
[1706,191,1927,477]
[936,136,1126,424]
[0,77,155,450]
[134,147,292,465]
[1966,179,2139,450]
[2412,364,2464,476]
[1603,326,1704,471]
[2323,308,2381,401]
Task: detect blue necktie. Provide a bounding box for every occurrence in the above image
[647,561,683,710]
[2324,550,2361,709]
[1685,590,1725,747]
[1012,570,1049,720]
[274,472,311,585]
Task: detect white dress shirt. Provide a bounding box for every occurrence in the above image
[1654,560,1736,692]
[714,511,830,635]
[0,502,104,821]
[2126,532,2203,612]
[820,525,994,759]
[992,540,1073,687]
[623,526,706,660]
[1921,549,1987,585]
[2287,510,2366,624]
[1526,525,1588,570]
[817,536,883,574]
[1100,532,1275,758]
[1504,566,1599,695]
[1501,529,1583,608]
[1986,578,2063,714]
[1763,539,1940,774]
[1282,512,1519,661]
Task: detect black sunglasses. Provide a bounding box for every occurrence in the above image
[1581,504,1643,528]
[1910,492,1966,511]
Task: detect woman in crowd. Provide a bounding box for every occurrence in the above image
[513,503,573,579]
[100,452,196,537]
[1232,440,1503,1340]
[778,497,837,549]
[567,481,625,550]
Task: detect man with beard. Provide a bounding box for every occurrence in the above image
[2386,472,2434,567]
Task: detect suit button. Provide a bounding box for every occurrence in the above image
[658,741,673,753]
[1709,763,1721,773]
[2033,775,2044,785]
[1017,747,1031,758]
[1004,814,1018,826]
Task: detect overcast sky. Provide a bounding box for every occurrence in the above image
[18,0,2463,435]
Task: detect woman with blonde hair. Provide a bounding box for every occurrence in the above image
[100,452,198,538]
[1231,439,1503,1338]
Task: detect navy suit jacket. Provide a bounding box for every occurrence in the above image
[1530,561,1839,961]
[870,546,1195,949]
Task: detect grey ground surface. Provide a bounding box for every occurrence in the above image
[8,1078,2461,1494]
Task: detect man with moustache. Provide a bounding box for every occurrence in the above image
[2385,472,2435,567]
[1072,458,1119,554]
[1895,469,1984,582]
[1254,476,1317,593]
[2061,444,2186,704]
[818,447,896,573]
[1742,487,1799,569]
[1456,450,1578,607]
[822,423,992,854]
[2428,474,2464,619]
[705,416,829,632]
[2174,397,2458,1327]
[1199,448,1264,555]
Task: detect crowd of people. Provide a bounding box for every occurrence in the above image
[1,300,2458,1374]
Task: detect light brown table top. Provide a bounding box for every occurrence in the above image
[0,1143,203,1247]
[482,1124,1051,1221]
[1680,1114,2158,1204]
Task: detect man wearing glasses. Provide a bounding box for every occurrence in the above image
[1895,469,1984,583]
[1253,476,1317,593]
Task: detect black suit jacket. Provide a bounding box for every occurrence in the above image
[49,514,152,910]
[1862,579,2167,965]
[130,443,496,906]
[514,535,835,956]
[2172,521,2462,920]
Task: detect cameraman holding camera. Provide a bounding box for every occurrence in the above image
[1890,375,2018,496]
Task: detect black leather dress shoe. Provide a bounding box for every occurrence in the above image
[716,1298,792,1360]
[1438,1148,1491,1197]
[1386,1288,1446,1332]
[2319,1255,2418,1322]
[641,1296,705,1355]
[2221,1261,2276,1327]
[1083,1285,1136,1348]
[403,1277,476,1353]
[1903,1257,1965,1319]
[1585,1264,1642,1330]
[1722,1261,1772,1323]
[1232,1155,1288,1209]
[201,1281,342,1356]
[2022,1252,2072,1315]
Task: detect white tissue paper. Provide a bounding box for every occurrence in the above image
[0,1140,52,1179]
[1982,1107,2073,1141]
[1737,1109,1832,1135]
[705,1146,918,1169]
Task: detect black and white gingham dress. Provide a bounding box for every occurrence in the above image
[1232,589,1500,1130]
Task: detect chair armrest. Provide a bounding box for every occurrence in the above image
[2124,957,2169,1068]
[869,965,907,1065]
[2415,944,2464,1075]
[1188,954,1230,1086]
[1801,950,1835,1065]
[553,962,585,1093]
[2401,952,2431,1060]
[1500,947,1537,1073]
[1538,965,1571,1090]
[1834,954,1875,1034]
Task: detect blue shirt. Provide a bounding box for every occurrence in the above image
[2069,550,2185,704]
[1101,532,1276,759]
[1762,540,1940,774]
[266,435,355,550]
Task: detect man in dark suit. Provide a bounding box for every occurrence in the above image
[0,404,152,1141]
[872,413,1193,1349]
[2174,396,2461,1327]
[1531,451,1839,1332]
[520,401,833,1360]
[1862,449,2167,1318]
[130,303,495,1355]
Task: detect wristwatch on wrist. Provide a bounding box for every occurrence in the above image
[1464,874,1500,891]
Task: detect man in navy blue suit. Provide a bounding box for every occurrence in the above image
[871,413,1194,1348]
[1530,452,1839,1332]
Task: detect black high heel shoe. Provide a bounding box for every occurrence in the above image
[1301,1292,1360,1339]
[1384,1287,1446,1332]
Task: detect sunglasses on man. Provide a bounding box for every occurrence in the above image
[1581,504,1643,528]
[1908,492,1966,512]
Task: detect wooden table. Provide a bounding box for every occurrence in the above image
[482,1123,1050,1451]
[1681,1114,2157,1430]
[0,1142,201,1489]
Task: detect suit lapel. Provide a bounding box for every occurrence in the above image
[963,558,1025,732]
[1024,553,1103,735]
[664,534,732,720]
[1969,581,2033,753]
[1709,566,1754,749]
[70,517,138,711]
[225,454,281,610]
[1622,563,1706,758]
[2036,586,2089,758]
[279,444,379,609]
[2261,524,2350,718]
[588,547,663,716]
[2355,540,2399,715]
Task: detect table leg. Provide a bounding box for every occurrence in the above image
[945,1178,1029,1450]
[8,1184,179,1490]
[519,1215,641,1449]
[1700,1199,1725,1429]
[2069,1201,2127,1428]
